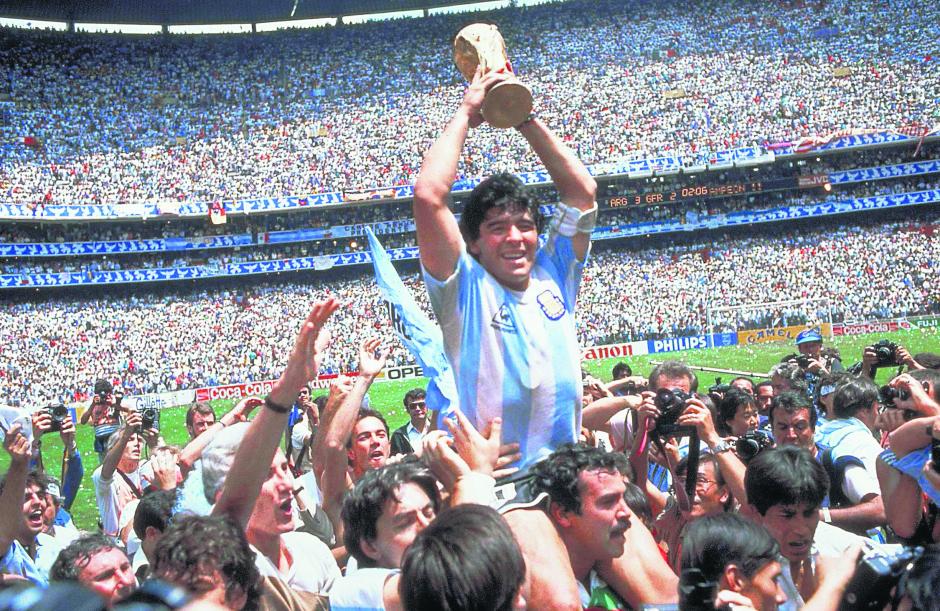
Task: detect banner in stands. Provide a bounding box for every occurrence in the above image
[737,323,832,345]
[646,333,738,354]
[121,389,196,411]
[911,315,940,329]
[581,341,649,362]
[832,320,913,336]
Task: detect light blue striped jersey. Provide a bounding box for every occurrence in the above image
[424,230,585,472]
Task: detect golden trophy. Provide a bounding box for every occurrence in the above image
[453,23,533,129]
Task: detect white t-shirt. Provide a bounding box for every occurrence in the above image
[291,421,312,466]
[92,461,153,537]
[328,567,399,611]
[251,531,339,595]
[841,463,881,503]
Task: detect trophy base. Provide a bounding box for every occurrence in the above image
[482,80,533,129]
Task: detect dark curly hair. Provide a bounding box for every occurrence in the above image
[151,515,261,611]
[49,533,123,582]
[342,459,441,567]
[532,443,630,514]
[459,172,543,245]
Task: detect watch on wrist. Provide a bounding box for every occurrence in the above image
[710,439,733,454]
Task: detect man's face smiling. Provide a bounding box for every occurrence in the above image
[469,206,538,291]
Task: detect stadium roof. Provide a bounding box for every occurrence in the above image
[0,0,515,25]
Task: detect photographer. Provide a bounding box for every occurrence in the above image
[716,390,760,438]
[679,513,786,610]
[92,410,164,540]
[80,379,121,462]
[792,329,844,378]
[860,340,923,380]
[29,408,83,515]
[876,371,940,542]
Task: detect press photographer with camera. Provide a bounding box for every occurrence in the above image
[859,340,924,380]
[876,371,940,542]
[92,409,170,540]
[80,379,121,463]
[29,406,82,516]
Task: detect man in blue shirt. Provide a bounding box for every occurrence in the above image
[413,69,675,608]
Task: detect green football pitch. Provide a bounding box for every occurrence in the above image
[6,326,937,531]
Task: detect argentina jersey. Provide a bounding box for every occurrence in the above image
[424,229,585,472]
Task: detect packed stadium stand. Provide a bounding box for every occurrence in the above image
[1,0,938,406]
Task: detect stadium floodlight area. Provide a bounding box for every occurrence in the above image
[256,17,337,31]
[75,23,163,34]
[167,23,253,34]
[343,9,425,24]
[706,297,834,341]
[0,17,67,30]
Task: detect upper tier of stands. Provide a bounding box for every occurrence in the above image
[2,0,937,210]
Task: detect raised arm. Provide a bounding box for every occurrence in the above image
[177,397,262,475]
[0,424,31,559]
[516,118,597,259]
[413,68,512,281]
[212,298,337,527]
[99,411,141,481]
[316,339,388,511]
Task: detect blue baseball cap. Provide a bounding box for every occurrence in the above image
[795,328,823,345]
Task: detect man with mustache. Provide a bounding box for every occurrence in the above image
[534,444,635,609]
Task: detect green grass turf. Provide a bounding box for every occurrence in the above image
[5,326,937,531]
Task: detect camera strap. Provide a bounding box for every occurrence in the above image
[116,469,143,499]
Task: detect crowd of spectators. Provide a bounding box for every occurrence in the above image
[3,309,940,610]
[1,174,937,276]
[1,210,936,408]
[2,0,937,207]
[3,142,936,246]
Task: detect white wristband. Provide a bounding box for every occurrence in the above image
[821,507,832,523]
[550,202,597,237]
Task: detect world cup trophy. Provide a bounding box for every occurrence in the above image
[453,23,533,129]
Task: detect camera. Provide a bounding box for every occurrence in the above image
[734,431,773,463]
[42,404,69,433]
[869,339,899,369]
[708,377,731,395]
[140,406,158,430]
[653,388,692,432]
[880,380,930,411]
[782,353,812,370]
[878,385,909,408]
[841,544,923,610]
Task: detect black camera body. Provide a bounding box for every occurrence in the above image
[841,544,923,610]
[42,404,69,433]
[708,377,731,395]
[653,388,692,433]
[879,385,909,408]
[869,339,899,368]
[140,406,159,430]
[734,431,773,463]
[782,353,812,369]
